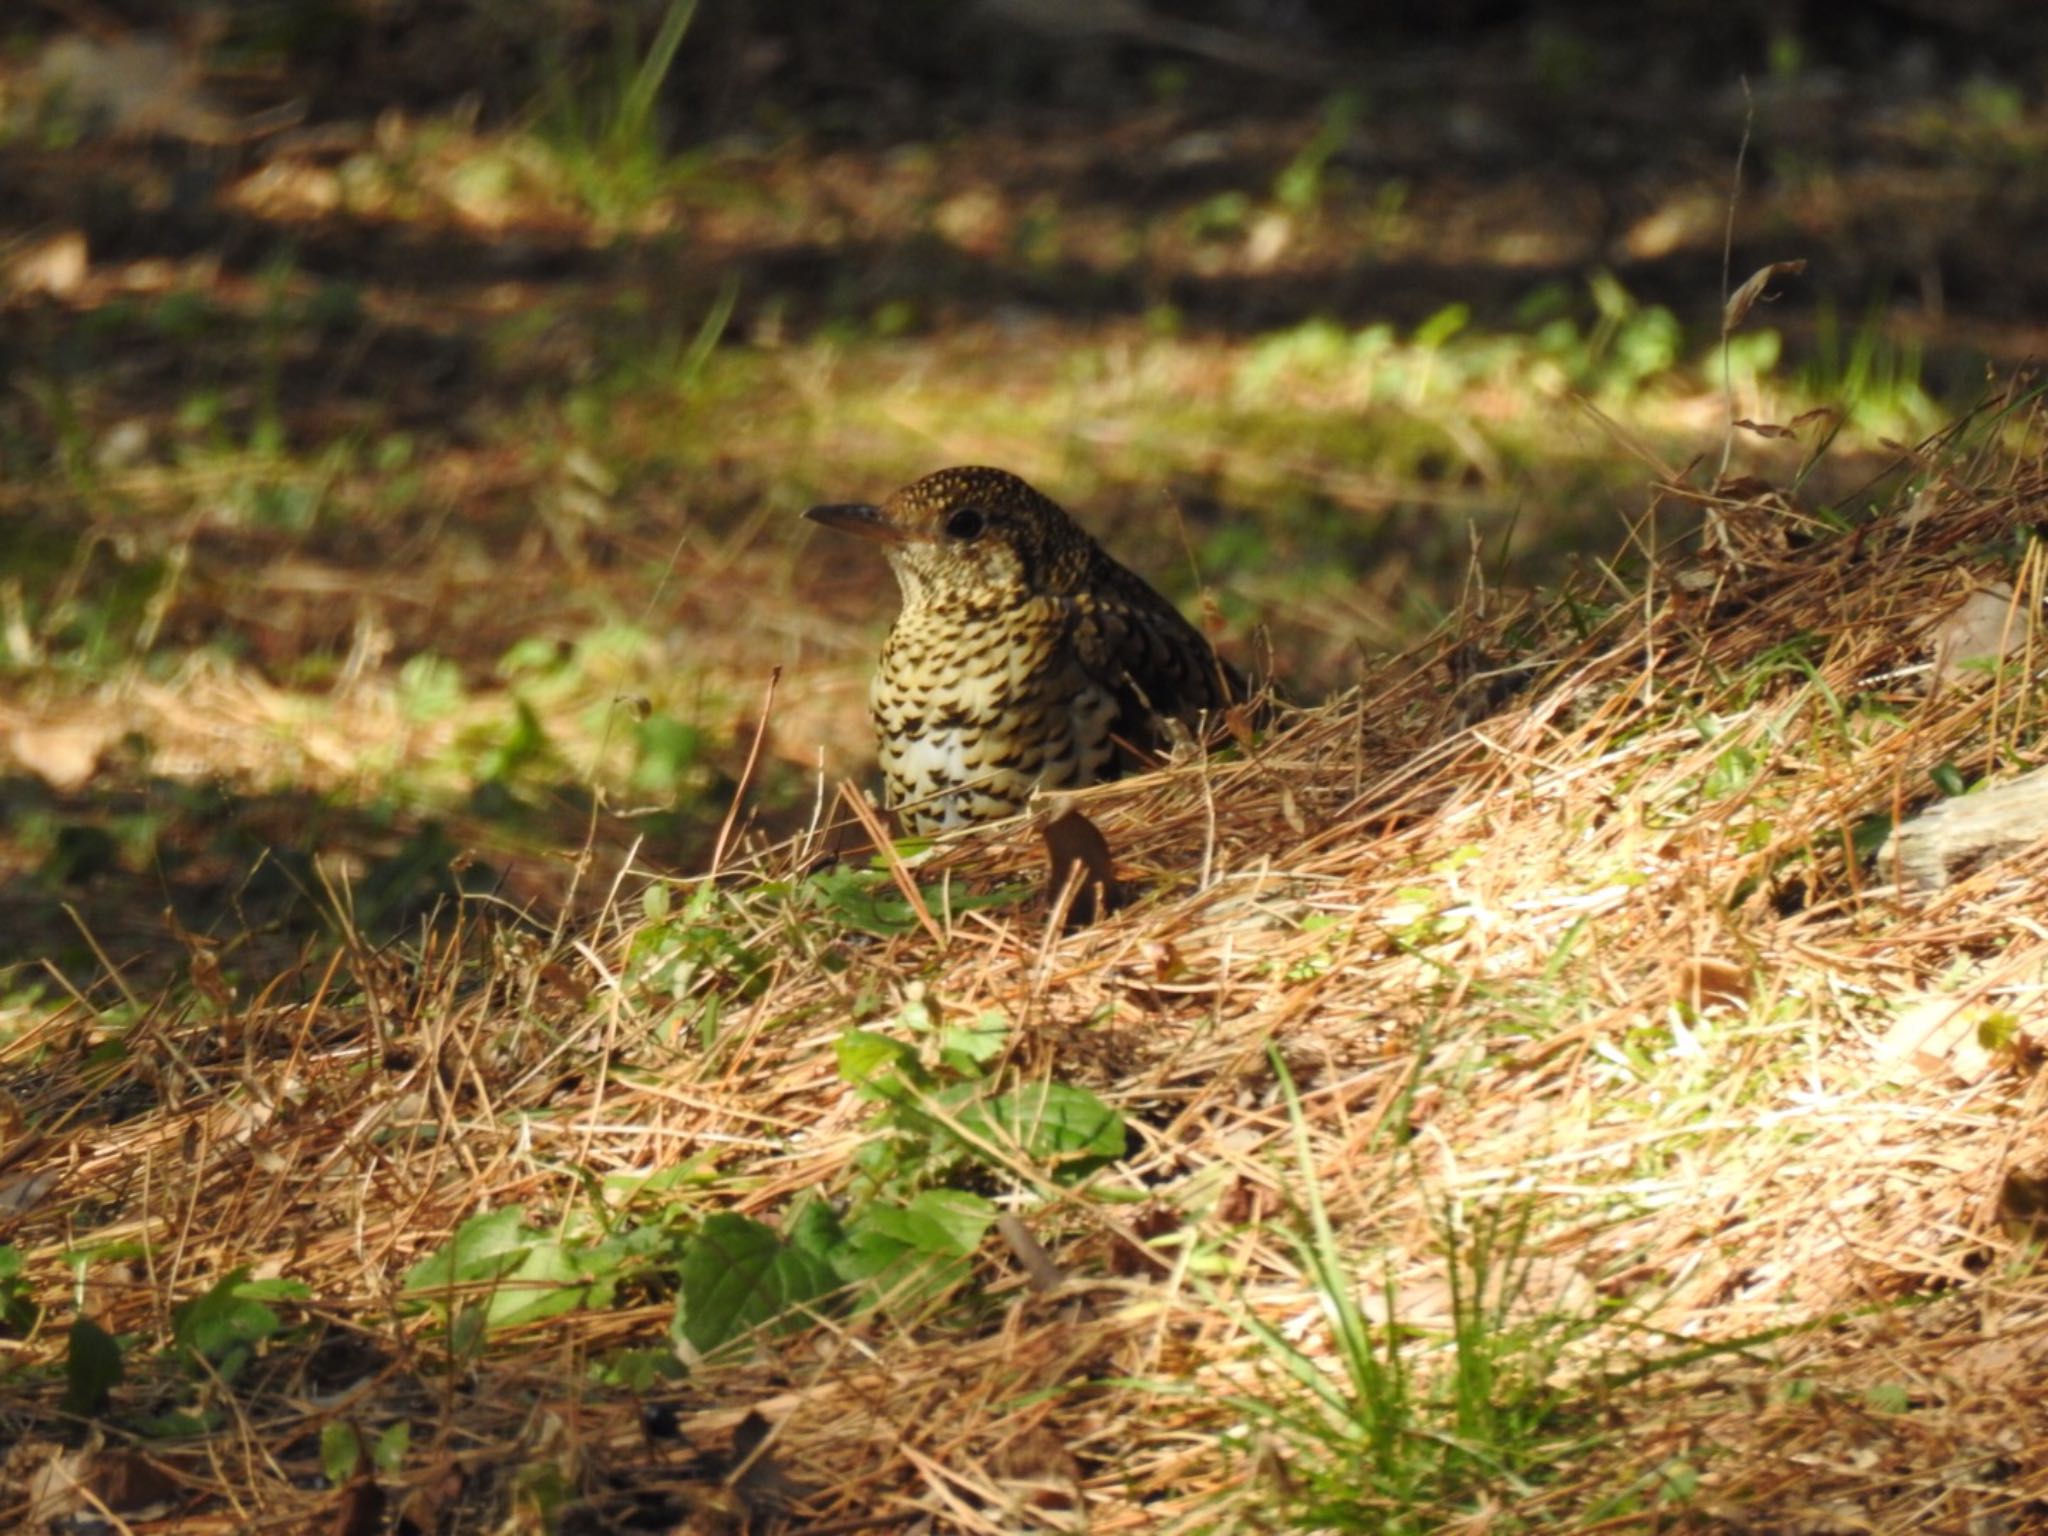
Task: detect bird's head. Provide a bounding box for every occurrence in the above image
[805,466,1090,609]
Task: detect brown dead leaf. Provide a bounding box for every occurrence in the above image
[1731,418,1797,440]
[22,1434,178,1526]
[1144,938,1185,980]
[1674,958,1750,1013]
[1723,259,1807,332]
[22,1439,93,1527]
[394,1456,465,1535]
[992,1426,1083,1513]
[1110,1204,1182,1278]
[1040,802,1121,926]
[95,1450,179,1515]
[1217,1175,1280,1226]
[1223,700,1257,751]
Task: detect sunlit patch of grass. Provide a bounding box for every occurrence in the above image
[1797,298,1941,444]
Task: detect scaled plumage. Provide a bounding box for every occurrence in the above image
[806,466,1240,834]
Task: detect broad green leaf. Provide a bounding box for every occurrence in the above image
[173,1268,284,1361]
[958,1083,1125,1168]
[828,1224,970,1304]
[671,1212,839,1357]
[858,1189,996,1257]
[785,1197,848,1262]
[828,1190,995,1311]
[401,1206,534,1297]
[484,1240,590,1331]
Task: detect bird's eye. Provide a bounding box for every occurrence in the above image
[944,507,986,540]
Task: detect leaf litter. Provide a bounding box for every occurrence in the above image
[11,401,2048,1531]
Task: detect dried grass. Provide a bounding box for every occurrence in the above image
[10,410,2048,1533]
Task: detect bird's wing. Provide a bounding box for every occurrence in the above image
[1060,575,1240,758]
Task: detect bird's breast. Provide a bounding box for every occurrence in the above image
[871,602,1118,832]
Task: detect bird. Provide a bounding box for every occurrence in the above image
[806,466,1243,836]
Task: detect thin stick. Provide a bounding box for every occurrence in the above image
[1716,76,1756,485]
[709,665,781,879]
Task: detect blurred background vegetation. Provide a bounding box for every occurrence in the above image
[3,0,2046,1005]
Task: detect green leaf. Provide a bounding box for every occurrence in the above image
[589,1346,681,1391]
[375,1419,411,1473]
[450,1304,488,1361]
[134,1407,217,1438]
[828,1191,993,1309]
[873,1188,997,1257]
[785,1197,849,1262]
[633,714,709,791]
[231,1276,313,1303]
[172,1268,285,1361]
[599,1160,710,1207]
[828,1224,970,1304]
[472,697,551,783]
[958,1083,1125,1170]
[401,1206,534,1298]
[804,867,924,935]
[1703,744,1758,800]
[802,866,1027,936]
[671,1212,840,1357]
[60,1236,150,1277]
[1413,301,1471,350]
[835,1029,928,1096]
[484,1240,591,1331]
[938,1013,1009,1075]
[63,1317,123,1415]
[321,1421,362,1486]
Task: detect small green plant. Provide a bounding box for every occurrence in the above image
[1801,298,1938,440]
[789,861,1030,938]
[172,1268,312,1381]
[834,1005,1125,1201]
[629,883,773,1047]
[1223,1051,1607,1532]
[321,1418,410,1485]
[1274,92,1361,218]
[396,653,465,722]
[402,1204,697,1351]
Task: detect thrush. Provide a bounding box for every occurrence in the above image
[806,466,1241,835]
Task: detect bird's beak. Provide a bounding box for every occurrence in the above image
[803,503,917,545]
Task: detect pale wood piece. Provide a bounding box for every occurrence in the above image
[1882,767,2048,891]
